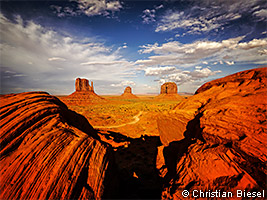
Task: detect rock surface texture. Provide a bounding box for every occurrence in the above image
[121,86,138,99]
[61,78,105,105]
[75,78,94,92]
[157,67,267,199]
[156,82,183,100]
[160,82,178,94]
[0,92,115,200]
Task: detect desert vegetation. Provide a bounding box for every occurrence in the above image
[67,96,182,138]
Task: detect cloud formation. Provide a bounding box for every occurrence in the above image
[141,4,164,24]
[136,37,267,67]
[111,80,136,87]
[76,0,122,16]
[144,66,221,86]
[142,9,156,24]
[51,0,122,17]
[155,0,265,34]
[0,13,133,94]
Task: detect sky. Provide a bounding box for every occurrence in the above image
[0,0,266,95]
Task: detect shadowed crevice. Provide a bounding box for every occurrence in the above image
[100,131,163,199]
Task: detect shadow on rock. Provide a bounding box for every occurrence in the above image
[101,131,163,199]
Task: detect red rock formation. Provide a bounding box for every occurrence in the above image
[121,86,138,99]
[156,82,183,100]
[61,78,105,105]
[157,67,267,199]
[0,92,116,199]
[160,82,177,94]
[75,78,94,92]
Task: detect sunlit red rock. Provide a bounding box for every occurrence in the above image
[0,92,116,199]
[120,86,138,99]
[75,78,94,92]
[157,67,267,199]
[160,82,177,94]
[61,78,106,105]
[156,82,184,100]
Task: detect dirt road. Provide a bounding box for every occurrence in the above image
[94,111,143,129]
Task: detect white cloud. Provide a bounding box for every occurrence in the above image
[111,80,136,87]
[51,5,78,17]
[80,60,131,66]
[238,39,267,49]
[76,0,122,16]
[155,5,164,10]
[144,66,177,76]
[258,49,267,55]
[137,37,267,67]
[225,61,235,65]
[155,0,262,34]
[141,4,164,24]
[253,9,267,20]
[0,13,133,94]
[155,10,241,34]
[48,57,66,61]
[51,0,122,17]
[119,71,137,78]
[142,9,156,24]
[144,66,221,86]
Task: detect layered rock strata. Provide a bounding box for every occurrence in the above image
[75,78,94,92]
[157,67,267,199]
[156,82,183,100]
[0,92,115,199]
[121,86,138,99]
[61,78,105,105]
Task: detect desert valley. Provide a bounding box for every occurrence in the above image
[1,67,266,199]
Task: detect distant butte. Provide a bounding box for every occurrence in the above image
[121,86,138,99]
[155,82,184,100]
[75,78,94,92]
[61,78,106,105]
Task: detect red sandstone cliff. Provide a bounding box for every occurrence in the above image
[120,86,138,99]
[75,78,94,92]
[61,78,105,105]
[156,82,183,100]
[0,92,115,199]
[157,67,267,199]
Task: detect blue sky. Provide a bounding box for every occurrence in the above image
[1,0,266,95]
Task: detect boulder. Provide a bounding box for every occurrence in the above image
[0,92,116,199]
[156,67,267,199]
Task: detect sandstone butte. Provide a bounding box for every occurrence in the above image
[156,67,267,199]
[120,86,138,99]
[0,92,116,199]
[61,78,106,105]
[155,82,184,100]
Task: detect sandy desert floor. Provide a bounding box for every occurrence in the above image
[63,95,186,138]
